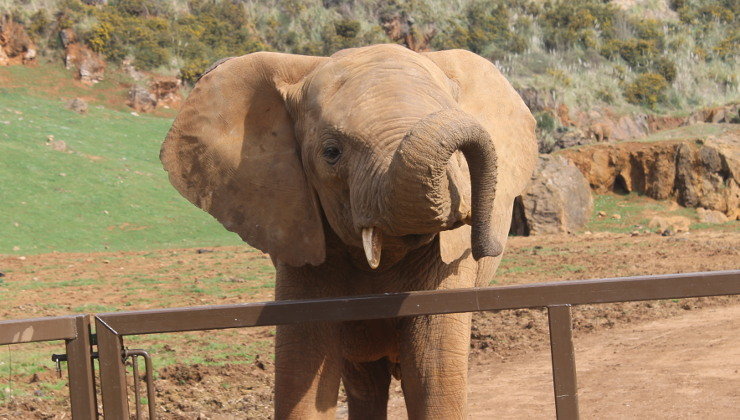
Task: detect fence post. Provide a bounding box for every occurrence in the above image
[548,305,579,420]
[65,315,98,418]
[96,317,130,418]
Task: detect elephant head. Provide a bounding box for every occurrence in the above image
[161,44,536,269]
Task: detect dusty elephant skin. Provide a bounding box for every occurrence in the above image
[161,44,537,419]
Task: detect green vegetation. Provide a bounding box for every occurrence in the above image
[1,0,736,113]
[0,81,242,254]
[624,72,669,108]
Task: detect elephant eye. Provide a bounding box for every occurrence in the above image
[322,145,342,164]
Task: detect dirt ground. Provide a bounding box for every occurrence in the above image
[389,304,740,419]
[0,229,738,418]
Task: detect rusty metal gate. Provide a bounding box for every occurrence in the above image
[2,270,739,419]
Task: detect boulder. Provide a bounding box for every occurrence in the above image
[560,127,740,218]
[127,85,157,113]
[149,76,182,108]
[126,77,182,112]
[697,207,729,224]
[0,16,37,65]
[517,88,556,113]
[552,126,592,151]
[510,155,593,235]
[67,98,88,114]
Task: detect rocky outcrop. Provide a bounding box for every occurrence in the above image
[0,16,37,66]
[380,12,436,52]
[560,127,740,219]
[688,104,739,124]
[127,85,157,113]
[517,88,556,113]
[510,155,593,235]
[149,77,182,108]
[127,76,182,112]
[60,28,105,84]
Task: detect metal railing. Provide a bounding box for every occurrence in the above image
[1,270,739,419]
[0,315,97,418]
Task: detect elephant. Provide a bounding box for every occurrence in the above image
[161,44,537,419]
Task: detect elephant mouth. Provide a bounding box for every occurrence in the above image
[360,223,463,270]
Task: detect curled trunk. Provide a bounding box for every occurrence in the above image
[383,108,501,259]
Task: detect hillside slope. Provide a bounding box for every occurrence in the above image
[0,83,241,254]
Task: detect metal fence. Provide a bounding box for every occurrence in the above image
[2,270,739,419]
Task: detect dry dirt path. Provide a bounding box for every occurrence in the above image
[386,304,740,419]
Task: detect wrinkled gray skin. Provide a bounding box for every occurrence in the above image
[161,44,537,419]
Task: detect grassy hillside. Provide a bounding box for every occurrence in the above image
[0,70,242,254]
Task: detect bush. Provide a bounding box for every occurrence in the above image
[535,111,558,132]
[713,32,739,60]
[28,10,51,37]
[540,0,619,50]
[630,18,665,48]
[335,19,360,39]
[624,73,669,108]
[434,1,526,55]
[180,58,210,85]
[618,38,658,69]
[653,56,677,82]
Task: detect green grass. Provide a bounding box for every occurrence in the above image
[584,193,696,233]
[0,85,243,254]
[636,123,736,143]
[582,192,737,234]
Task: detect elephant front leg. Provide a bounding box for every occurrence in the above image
[399,312,472,420]
[274,322,342,419]
[343,358,393,419]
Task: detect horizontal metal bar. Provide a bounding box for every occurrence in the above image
[97,270,739,336]
[0,315,79,345]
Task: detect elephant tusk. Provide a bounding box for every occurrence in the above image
[362,227,382,269]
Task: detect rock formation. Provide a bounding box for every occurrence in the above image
[127,85,157,113]
[0,16,37,66]
[60,28,105,84]
[560,127,739,219]
[380,12,436,52]
[127,76,182,112]
[510,155,594,235]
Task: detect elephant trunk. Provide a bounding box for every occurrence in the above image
[383,108,501,260]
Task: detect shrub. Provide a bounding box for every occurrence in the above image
[535,111,558,132]
[599,39,622,59]
[713,32,739,60]
[28,10,51,37]
[434,1,526,55]
[540,0,619,50]
[335,19,360,39]
[617,38,658,69]
[179,58,210,85]
[653,56,677,82]
[624,73,669,108]
[630,18,665,48]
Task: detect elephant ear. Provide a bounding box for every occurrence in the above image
[423,50,538,263]
[161,52,328,266]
